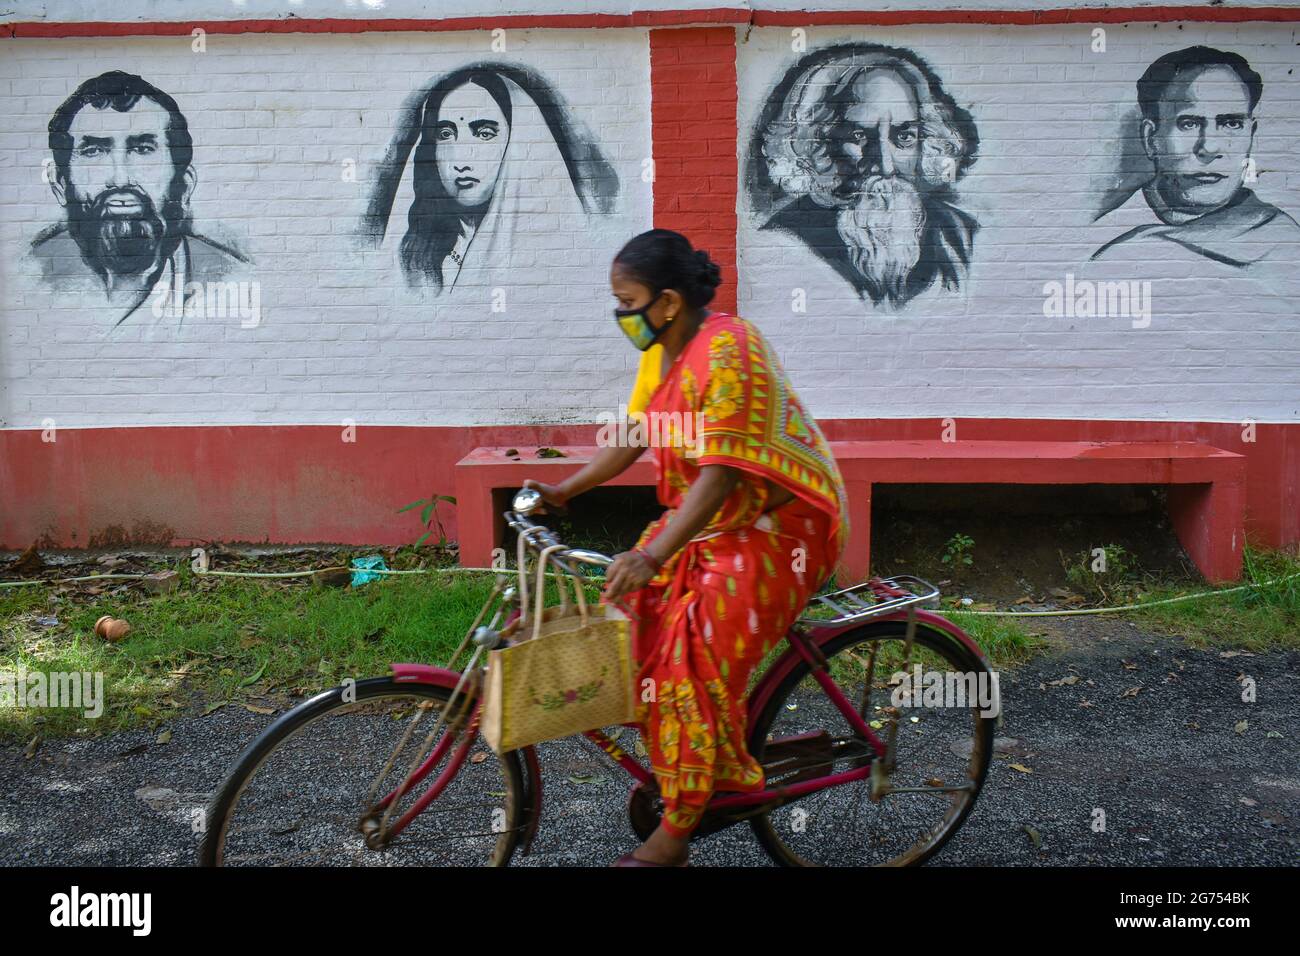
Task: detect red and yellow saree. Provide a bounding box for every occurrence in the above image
[625,312,849,837]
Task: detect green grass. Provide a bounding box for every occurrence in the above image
[1121,545,1300,651]
[0,567,507,743]
[6,544,1293,743]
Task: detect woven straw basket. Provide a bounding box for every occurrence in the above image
[481,544,636,754]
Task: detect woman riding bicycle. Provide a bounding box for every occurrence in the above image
[525,229,848,866]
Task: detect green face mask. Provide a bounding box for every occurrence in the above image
[614,290,667,351]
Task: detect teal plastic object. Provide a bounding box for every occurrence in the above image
[350,555,388,587]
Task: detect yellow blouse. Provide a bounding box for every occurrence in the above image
[626,343,665,416]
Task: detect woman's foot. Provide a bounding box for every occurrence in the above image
[613,824,689,866]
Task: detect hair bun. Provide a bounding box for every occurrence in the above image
[693,249,722,291]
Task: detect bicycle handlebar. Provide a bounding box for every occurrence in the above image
[504,508,614,569]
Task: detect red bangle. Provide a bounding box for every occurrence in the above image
[634,547,662,572]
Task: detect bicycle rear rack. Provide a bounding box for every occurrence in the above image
[797,574,940,627]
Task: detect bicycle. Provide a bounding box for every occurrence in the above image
[199,488,997,867]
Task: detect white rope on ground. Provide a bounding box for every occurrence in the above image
[0,565,578,587]
[938,570,1300,618]
[2,566,1295,616]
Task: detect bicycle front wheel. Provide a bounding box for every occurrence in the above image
[748,621,995,866]
[199,677,526,866]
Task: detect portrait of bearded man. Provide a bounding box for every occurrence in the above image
[747,43,980,310]
[29,71,248,326]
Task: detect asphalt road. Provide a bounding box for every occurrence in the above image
[2,616,1296,867]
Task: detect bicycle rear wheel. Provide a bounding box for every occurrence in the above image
[748,621,995,866]
[199,677,526,866]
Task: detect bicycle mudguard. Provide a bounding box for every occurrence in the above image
[747,610,991,721]
[388,663,545,857]
[390,663,465,685]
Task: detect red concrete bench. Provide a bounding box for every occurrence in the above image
[454,440,1246,583]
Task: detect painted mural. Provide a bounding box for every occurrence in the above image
[745,42,979,310]
[28,71,250,326]
[360,62,620,294]
[1091,45,1300,270]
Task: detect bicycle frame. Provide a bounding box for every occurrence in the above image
[366,491,992,852]
[376,599,985,848]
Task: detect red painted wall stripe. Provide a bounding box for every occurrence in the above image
[1,420,1294,553]
[8,6,1300,38]
[649,26,739,315]
[751,6,1300,25]
[3,10,750,38]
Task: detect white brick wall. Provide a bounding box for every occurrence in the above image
[3,20,1299,432]
[0,29,653,428]
[739,23,1300,424]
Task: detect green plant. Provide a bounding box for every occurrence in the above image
[1064,544,1134,601]
[940,533,975,568]
[397,494,457,548]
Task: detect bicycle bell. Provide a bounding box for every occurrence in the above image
[512,487,543,515]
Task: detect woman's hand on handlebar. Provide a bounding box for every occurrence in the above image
[521,478,569,513]
[602,550,658,602]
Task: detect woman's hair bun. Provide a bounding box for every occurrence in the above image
[613,229,724,308]
[693,249,722,293]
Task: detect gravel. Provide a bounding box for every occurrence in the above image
[2,616,1295,866]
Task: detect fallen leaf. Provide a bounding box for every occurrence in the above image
[1234,720,1248,734]
[1219,650,1254,658]
[1023,824,1042,848]
[155,729,172,745]
[568,774,606,785]
[202,701,229,716]
[1048,675,1080,686]
[1239,797,1258,807]
[1120,686,1142,698]
[23,735,40,759]
[239,660,268,687]
[1009,763,1033,774]
[470,752,488,764]
[1078,699,1094,708]
[1266,731,1283,739]
[1121,660,1138,670]
[242,703,275,715]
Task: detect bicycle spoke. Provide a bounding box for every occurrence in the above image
[207,684,523,867]
[751,629,991,866]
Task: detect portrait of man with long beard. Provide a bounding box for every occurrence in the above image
[29,71,248,326]
[747,43,979,310]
